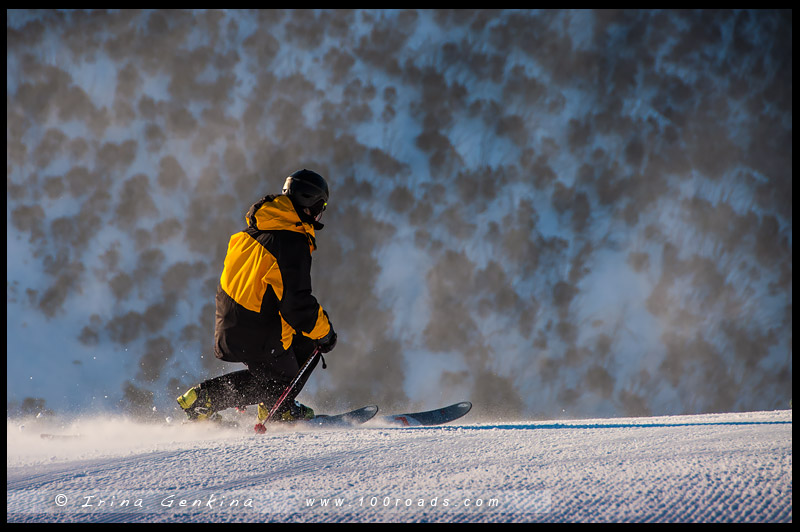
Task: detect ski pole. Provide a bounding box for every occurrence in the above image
[254,347,320,433]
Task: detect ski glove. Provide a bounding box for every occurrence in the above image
[317,327,337,354]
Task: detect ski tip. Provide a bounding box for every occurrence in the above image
[444,401,472,415]
[450,401,472,418]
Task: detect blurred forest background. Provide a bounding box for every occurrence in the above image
[7,10,792,420]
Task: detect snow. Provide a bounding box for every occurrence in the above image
[7,409,792,523]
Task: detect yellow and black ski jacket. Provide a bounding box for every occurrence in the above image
[214,194,332,363]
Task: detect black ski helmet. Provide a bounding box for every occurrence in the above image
[282,169,329,219]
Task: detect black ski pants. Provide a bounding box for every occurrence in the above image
[199,335,319,412]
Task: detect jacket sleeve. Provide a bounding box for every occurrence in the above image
[275,233,332,341]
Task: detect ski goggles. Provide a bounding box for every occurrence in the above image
[309,200,327,222]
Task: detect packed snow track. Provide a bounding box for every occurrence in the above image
[7,409,792,522]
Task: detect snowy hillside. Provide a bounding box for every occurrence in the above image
[7,9,792,421]
[7,409,792,523]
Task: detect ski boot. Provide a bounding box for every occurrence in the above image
[257,400,315,424]
[177,386,223,423]
[283,400,315,422]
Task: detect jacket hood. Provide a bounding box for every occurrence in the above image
[245,194,319,251]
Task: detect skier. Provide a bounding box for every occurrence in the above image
[177,169,337,424]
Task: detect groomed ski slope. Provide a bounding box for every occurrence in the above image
[7,409,792,523]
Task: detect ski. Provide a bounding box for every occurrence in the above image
[301,404,379,428]
[256,405,379,433]
[378,401,472,427]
